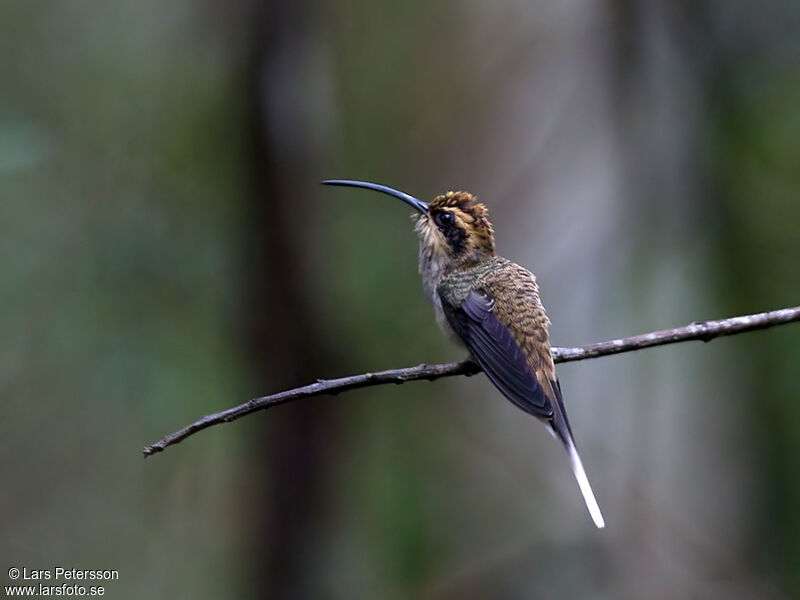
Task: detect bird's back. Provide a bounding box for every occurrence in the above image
[438,257,555,381]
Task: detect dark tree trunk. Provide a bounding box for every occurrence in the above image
[242,2,339,598]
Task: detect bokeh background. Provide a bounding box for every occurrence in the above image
[2,1,799,598]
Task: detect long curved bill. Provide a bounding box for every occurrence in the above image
[322,179,428,214]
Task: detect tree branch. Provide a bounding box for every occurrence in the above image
[143,305,800,457]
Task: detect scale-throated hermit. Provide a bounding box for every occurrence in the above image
[324,179,604,528]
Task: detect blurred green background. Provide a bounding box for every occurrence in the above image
[2,1,799,598]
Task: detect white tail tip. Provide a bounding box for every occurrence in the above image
[566,442,605,528]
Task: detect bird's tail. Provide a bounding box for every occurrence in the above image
[565,438,605,529]
[546,378,605,528]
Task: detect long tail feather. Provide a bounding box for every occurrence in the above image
[545,378,604,528]
[565,440,605,528]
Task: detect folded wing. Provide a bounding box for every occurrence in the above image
[443,288,553,419]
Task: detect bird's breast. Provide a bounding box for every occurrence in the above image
[418,247,466,345]
[431,292,464,346]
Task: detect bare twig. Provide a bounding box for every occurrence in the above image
[144,305,800,457]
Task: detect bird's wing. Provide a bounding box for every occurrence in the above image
[443,288,553,419]
[445,287,605,527]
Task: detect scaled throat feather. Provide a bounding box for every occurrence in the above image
[418,214,460,300]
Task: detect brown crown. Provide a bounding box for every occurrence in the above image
[431,190,474,209]
[430,191,490,220]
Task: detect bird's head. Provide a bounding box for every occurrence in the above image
[323,180,496,267]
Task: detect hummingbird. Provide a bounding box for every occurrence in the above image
[323,179,605,529]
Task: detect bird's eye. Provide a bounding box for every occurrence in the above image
[434,211,454,228]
